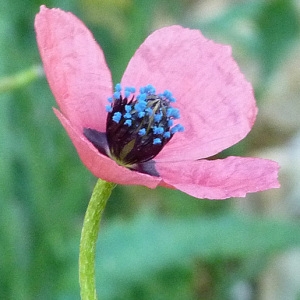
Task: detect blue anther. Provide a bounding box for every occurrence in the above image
[124,119,132,127]
[170,127,177,134]
[107,97,113,103]
[153,138,162,145]
[153,126,164,135]
[105,105,113,112]
[163,90,172,98]
[138,111,145,118]
[134,100,147,112]
[124,112,132,119]
[166,108,173,118]
[150,87,156,94]
[167,107,180,119]
[125,105,132,113]
[146,107,153,116]
[168,119,174,127]
[139,86,145,94]
[124,87,131,98]
[177,124,185,132]
[145,84,155,94]
[112,112,122,123]
[138,128,146,136]
[157,127,164,134]
[169,96,176,103]
[154,113,163,123]
[139,102,147,110]
[163,131,171,139]
[171,124,184,134]
[172,109,180,119]
[125,86,136,94]
[125,90,130,98]
[113,91,120,99]
[137,93,147,102]
[115,83,122,92]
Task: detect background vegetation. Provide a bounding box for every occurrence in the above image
[1,0,300,299]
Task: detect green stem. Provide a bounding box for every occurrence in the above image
[0,65,43,94]
[79,179,115,300]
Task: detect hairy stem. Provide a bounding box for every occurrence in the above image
[79,179,115,300]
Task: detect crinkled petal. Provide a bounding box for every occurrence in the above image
[35,5,112,132]
[156,156,280,199]
[54,109,161,188]
[121,26,257,162]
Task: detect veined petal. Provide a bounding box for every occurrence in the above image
[35,5,112,132]
[54,109,161,188]
[121,26,257,162]
[156,157,280,199]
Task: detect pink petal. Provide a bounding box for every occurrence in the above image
[121,26,257,162]
[35,5,112,132]
[54,108,161,188]
[156,156,280,199]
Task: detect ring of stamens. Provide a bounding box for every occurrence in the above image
[104,84,184,166]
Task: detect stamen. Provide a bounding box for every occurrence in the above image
[134,100,147,112]
[115,83,122,92]
[125,105,132,112]
[153,138,162,145]
[137,93,147,102]
[102,83,184,166]
[113,91,120,99]
[124,86,135,98]
[167,107,180,119]
[171,124,184,134]
[105,105,113,112]
[163,131,171,139]
[153,126,164,135]
[124,119,132,127]
[138,111,145,118]
[138,128,146,136]
[112,112,122,123]
[124,105,132,118]
[154,113,163,122]
[146,107,153,116]
[124,112,132,119]
[163,90,172,98]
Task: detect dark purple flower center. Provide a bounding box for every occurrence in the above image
[84,84,184,176]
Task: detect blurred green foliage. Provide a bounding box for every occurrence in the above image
[0,0,299,299]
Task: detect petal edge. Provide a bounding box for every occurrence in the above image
[156,156,280,199]
[35,5,113,132]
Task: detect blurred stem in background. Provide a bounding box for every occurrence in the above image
[0,65,43,94]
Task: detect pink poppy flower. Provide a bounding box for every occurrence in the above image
[35,6,279,199]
